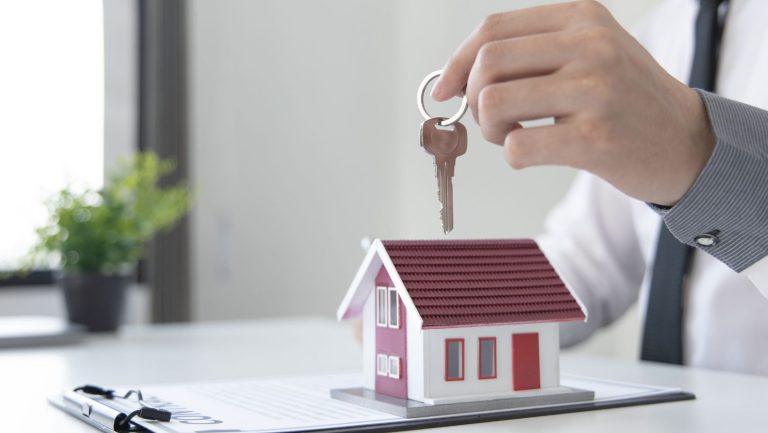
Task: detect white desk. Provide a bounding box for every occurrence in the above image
[1,317,765,432]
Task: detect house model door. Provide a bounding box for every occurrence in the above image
[511,333,540,391]
[374,267,407,399]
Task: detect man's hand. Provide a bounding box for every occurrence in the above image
[431,0,714,206]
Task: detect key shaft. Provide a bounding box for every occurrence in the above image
[420,118,467,234]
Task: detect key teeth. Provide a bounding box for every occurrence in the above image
[439,211,452,234]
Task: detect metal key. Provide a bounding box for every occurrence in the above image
[420,117,467,233]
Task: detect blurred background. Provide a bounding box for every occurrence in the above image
[0,0,662,355]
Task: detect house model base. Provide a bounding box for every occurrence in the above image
[331,386,595,418]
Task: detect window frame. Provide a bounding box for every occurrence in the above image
[444,338,465,381]
[0,270,54,288]
[387,286,399,329]
[478,337,497,380]
[376,353,388,376]
[376,286,387,327]
[388,355,400,379]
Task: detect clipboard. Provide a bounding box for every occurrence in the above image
[53,387,172,433]
[49,373,695,433]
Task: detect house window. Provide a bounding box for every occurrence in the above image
[387,287,399,328]
[376,286,387,327]
[376,354,388,376]
[445,338,464,381]
[479,337,497,379]
[388,356,400,379]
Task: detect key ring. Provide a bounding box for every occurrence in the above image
[417,70,469,127]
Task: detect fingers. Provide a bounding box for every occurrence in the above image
[432,1,609,101]
[466,31,577,124]
[503,123,588,170]
[477,76,581,144]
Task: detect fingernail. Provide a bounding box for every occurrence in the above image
[431,79,445,100]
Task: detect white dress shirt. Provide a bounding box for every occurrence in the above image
[537,0,768,376]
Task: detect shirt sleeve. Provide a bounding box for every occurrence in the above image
[658,90,768,276]
[537,172,646,347]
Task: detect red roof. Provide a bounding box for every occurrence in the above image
[381,239,585,328]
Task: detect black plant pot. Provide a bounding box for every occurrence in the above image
[59,272,131,332]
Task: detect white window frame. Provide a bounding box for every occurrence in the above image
[387,287,399,329]
[376,354,388,376]
[376,286,387,327]
[388,356,400,379]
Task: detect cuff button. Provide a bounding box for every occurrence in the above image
[695,230,720,247]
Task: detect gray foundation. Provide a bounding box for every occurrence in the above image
[331,387,595,418]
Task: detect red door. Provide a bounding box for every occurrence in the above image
[511,333,540,390]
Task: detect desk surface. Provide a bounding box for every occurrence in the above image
[1,317,766,432]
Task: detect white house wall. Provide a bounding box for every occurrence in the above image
[362,288,375,390]
[423,322,560,401]
[406,304,425,401]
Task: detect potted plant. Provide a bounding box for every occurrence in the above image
[22,152,191,332]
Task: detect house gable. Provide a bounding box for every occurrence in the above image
[337,239,421,328]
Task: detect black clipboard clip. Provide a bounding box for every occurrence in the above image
[73,385,172,432]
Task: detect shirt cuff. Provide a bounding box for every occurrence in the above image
[656,90,768,272]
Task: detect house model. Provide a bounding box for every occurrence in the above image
[332,239,593,417]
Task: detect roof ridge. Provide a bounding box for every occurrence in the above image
[382,239,538,250]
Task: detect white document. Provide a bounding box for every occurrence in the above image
[52,373,688,433]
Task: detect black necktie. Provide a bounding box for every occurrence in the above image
[640,0,728,365]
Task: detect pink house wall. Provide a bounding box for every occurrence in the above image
[374,266,408,399]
